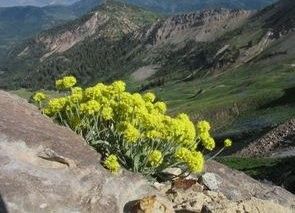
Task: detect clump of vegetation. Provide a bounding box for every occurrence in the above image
[33,76,231,176]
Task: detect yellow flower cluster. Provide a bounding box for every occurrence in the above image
[33,92,46,103]
[104,154,121,173]
[224,139,232,148]
[122,122,140,143]
[45,77,197,149]
[175,147,204,173]
[41,76,224,175]
[148,150,163,167]
[43,97,67,115]
[56,75,77,90]
[196,120,215,151]
[80,100,101,115]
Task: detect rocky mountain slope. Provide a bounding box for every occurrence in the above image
[0,0,277,58]
[239,119,295,157]
[0,2,252,89]
[0,89,294,212]
[0,0,104,57]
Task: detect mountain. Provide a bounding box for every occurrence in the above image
[0,0,104,56]
[0,0,278,12]
[0,1,160,84]
[0,6,75,50]
[1,0,294,142]
[0,2,251,88]
[0,0,278,56]
[125,0,278,13]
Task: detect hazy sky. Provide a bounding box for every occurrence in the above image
[0,0,78,7]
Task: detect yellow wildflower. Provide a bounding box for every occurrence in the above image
[224,139,232,148]
[123,123,140,143]
[55,76,77,90]
[44,97,67,114]
[80,100,100,115]
[62,76,77,88]
[188,151,204,173]
[101,106,113,120]
[148,150,163,167]
[112,80,126,93]
[196,120,211,133]
[143,92,156,103]
[104,154,120,173]
[201,136,215,151]
[33,92,46,103]
[154,102,167,113]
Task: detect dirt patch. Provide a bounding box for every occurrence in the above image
[131,65,160,82]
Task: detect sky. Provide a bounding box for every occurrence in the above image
[0,0,78,7]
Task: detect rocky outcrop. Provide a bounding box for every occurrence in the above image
[1,90,295,212]
[0,90,159,212]
[238,119,295,157]
[143,9,252,46]
[135,174,294,213]
[206,161,295,208]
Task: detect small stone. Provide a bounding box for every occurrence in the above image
[191,182,204,192]
[39,203,48,209]
[153,181,171,193]
[162,168,182,177]
[200,173,222,191]
[131,195,174,213]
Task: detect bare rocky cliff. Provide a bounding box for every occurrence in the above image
[144,9,252,46]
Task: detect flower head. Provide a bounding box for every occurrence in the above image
[188,151,204,173]
[196,120,211,133]
[122,123,140,143]
[148,150,163,167]
[112,80,126,93]
[55,76,77,90]
[62,76,77,88]
[143,92,156,103]
[44,97,67,115]
[33,92,46,103]
[101,106,113,120]
[80,100,100,115]
[175,147,204,173]
[154,102,167,113]
[224,139,232,148]
[104,154,120,173]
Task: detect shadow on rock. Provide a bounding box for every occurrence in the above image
[0,195,8,213]
[123,200,138,213]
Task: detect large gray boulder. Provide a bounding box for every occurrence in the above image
[0,91,157,212]
[206,161,295,209]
